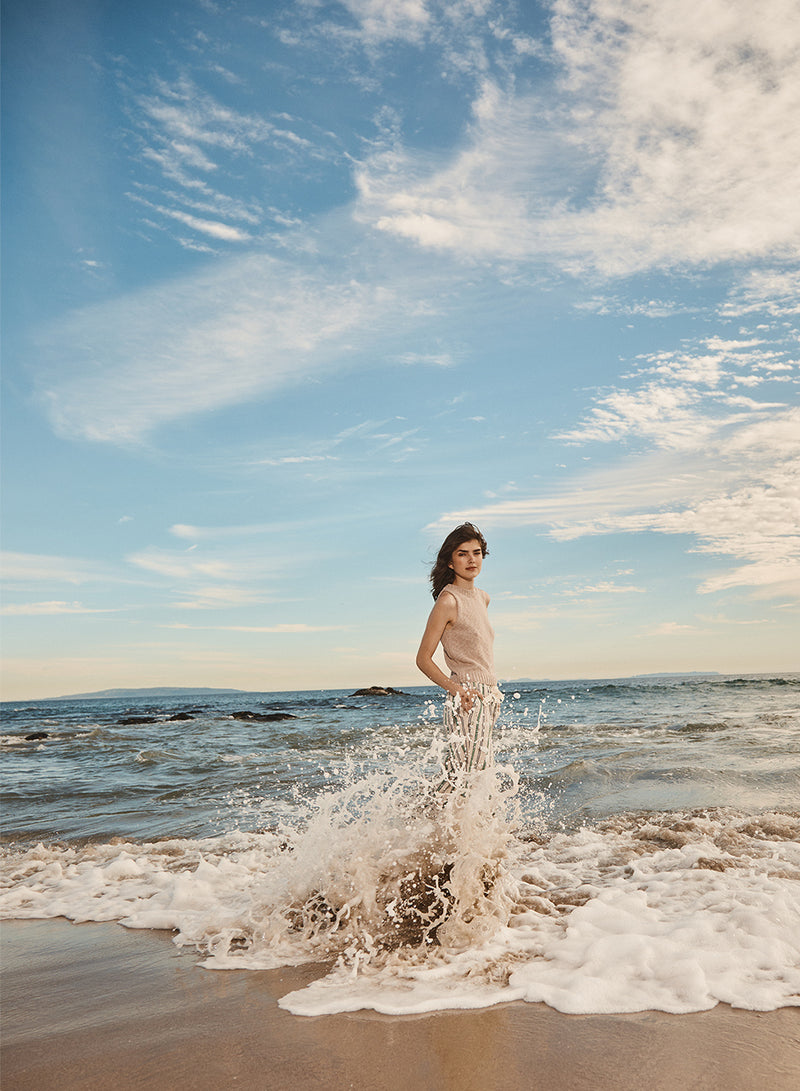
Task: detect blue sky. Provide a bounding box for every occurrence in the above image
[2,0,798,700]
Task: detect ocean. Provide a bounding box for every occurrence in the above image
[2,674,799,1017]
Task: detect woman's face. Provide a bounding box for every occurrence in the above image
[449,539,484,583]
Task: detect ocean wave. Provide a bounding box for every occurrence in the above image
[2,754,798,1020]
[134,748,184,764]
[674,721,730,733]
[719,676,800,687]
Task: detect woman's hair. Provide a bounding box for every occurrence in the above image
[429,522,489,599]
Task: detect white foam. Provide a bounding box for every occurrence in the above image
[2,757,799,1019]
[279,810,800,1016]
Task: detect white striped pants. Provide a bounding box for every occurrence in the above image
[438,682,503,791]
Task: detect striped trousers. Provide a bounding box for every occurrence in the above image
[438,682,503,791]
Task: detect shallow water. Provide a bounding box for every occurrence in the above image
[2,674,799,1016]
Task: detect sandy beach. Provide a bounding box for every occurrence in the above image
[2,919,798,1091]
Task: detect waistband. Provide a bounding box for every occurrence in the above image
[448,680,503,707]
[450,671,498,688]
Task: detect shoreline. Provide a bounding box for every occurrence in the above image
[2,919,799,1091]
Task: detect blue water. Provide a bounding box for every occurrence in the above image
[2,674,798,845]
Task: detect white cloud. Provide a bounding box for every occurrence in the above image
[649,622,702,636]
[0,601,112,616]
[209,64,245,87]
[142,142,217,175]
[137,75,275,155]
[24,1,800,459]
[573,297,696,318]
[432,317,800,600]
[721,268,800,318]
[35,251,429,443]
[165,622,345,633]
[128,186,263,239]
[0,552,114,586]
[338,0,432,45]
[556,336,794,451]
[126,74,327,247]
[124,538,297,609]
[127,548,242,581]
[555,382,715,450]
[173,586,272,609]
[563,582,645,597]
[356,0,800,275]
[302,0,509,67]
[395,351,455,367]
[162,187,263,225]
[356,79,563,259]
[139,200,252,241]
[256,455,339,466]
[440,422,800,598]
[170,523,276,540]
[697,614,772,627]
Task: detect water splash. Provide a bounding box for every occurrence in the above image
[3,745,799,1019]
[209,756,523,970]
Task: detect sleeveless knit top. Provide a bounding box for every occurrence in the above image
[439,583,496,686]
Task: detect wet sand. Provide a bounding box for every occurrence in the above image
[2,919,799,1091]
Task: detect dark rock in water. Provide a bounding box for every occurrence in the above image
[118,716,158,725]
[351,686,406,697]
[288,863,454,952]
[231,710,296,722]
[24,731,49,741]
[166,712,194,721]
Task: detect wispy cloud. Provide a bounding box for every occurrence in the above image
[649,621,704,636]
[337,0,432,46]
[395,351,455,367]
[573,297,698,319]
[554,336,794,451]
[165,622,346,633]
[442,426,800,598]
[0,552,119,586]
[0,601,115,616]
[296,0,517,67]
[356,0,800,275]
[126,543,281,589]
[126,548,243,581]
[721,268,800,318]
[697,613,772,627]
[128,192,253,241]
[562,582,645,597]
[35,251,440,443]
[255,455,340,467]
[35,0,800,449]
[432,324,800,599]
[136,75,274,154]
[125,72,331,247]
[123,539,294,610]
[169,522,278,541]
[173,587,270,610]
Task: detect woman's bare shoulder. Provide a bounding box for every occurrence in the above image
[436,588,458,614]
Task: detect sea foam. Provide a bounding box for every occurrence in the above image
[2,750,798,1018]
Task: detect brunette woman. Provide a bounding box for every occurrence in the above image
[416,522,502,788]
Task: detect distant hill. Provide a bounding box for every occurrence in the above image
[58,686,246,699]
[511,671,720,683]
[634,671,720,678]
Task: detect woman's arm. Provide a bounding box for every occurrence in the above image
[415,593,478,712]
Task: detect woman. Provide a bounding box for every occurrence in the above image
[416,522,503,789]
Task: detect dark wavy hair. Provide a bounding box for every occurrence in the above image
[429,522,489,599]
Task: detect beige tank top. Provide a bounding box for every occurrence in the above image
[439,584,496,686]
